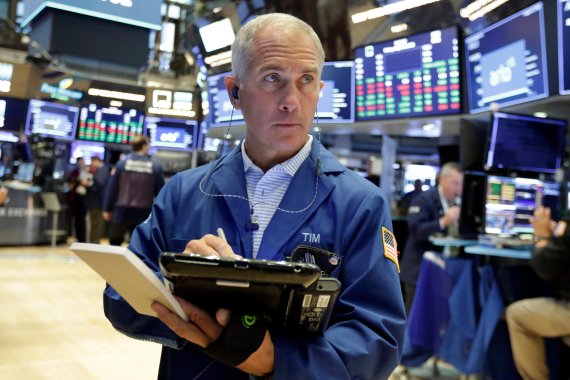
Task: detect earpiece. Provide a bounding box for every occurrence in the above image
[232,87,239,100]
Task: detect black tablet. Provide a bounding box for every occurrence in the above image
[159,253,321,320]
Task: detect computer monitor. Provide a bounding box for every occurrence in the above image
[558,0,570,94]
[25,99,79,141]
[464,2,548,113]
[206,71,244,128]
[14,162,35,182]
[354,26,461,121]
[484,112,567,175]
[198,18,235,54]
[145,116,199,151]
[0,97,28,143]
[484,175,560,235]
[77,104,145,145]
[69,141,106,165]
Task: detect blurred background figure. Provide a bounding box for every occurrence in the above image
[85,156,109,244]
[506,206,570,380]
[66,157,91,243]
[398,179,424,215]
[0,186,8,206]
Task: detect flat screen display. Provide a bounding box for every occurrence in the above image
[485,175,560,235]
[25,99,78,141]
[558,0,570,94]
[146,116,198,151]
[69,141,105,164]
[354,26,461,121]
[198,18,235,53]
[0,97,28,142]
[21,0,162,29]
[78,104,145,145]
[485,112,567,174]
[464,2,548,113]
[206,71,244,128]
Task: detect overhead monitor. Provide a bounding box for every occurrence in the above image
[485,112,567,175]
[25,99,78,141]
[558,0,570,94]
[206,71,244,128]
[78,103,145,145]
[145,116,199,151]
[198,18,235,54]
[0,97,28,142]
[485,175,560,235]
[316,61,355,123]
[464,2,548,113]
[354,26,461,121]
[69,140,106,165]
[20,0,163,30]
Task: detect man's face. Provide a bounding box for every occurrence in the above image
[229,27,323,164]
[440,170,463,201]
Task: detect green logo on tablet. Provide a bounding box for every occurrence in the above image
[242,314,257,328]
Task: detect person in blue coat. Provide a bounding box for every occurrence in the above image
[104,13,406,379]
[400,162,463,313]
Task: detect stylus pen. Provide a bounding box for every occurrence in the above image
[217,228,228,243]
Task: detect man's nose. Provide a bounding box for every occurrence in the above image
[279,84,301,113]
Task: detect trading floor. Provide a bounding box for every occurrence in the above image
[0,242,161,380]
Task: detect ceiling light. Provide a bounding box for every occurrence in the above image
[352,0,441,24]
[460,0,511,21]
[422,123,435,131]
[533,112,548,118]
[391,23,408,33]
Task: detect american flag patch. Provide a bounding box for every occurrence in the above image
[382,227,399,272]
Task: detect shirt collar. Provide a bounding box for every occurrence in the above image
[241,135,313,176]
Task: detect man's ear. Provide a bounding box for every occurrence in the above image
[224,76,240,109]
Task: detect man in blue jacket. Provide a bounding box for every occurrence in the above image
[400,162,463,313]
[104,13,405,379]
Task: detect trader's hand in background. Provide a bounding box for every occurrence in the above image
[0,187,8,206]
[102,211,112,222]
[531,206,554,239]
[440,205,460,228]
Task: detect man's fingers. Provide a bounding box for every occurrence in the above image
[184,234,238,258]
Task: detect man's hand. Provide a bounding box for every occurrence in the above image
[531,206,554,239]
[102,211,112,222]
[440,205,460,227]
[183,234,241,259]
[152,299,275,376]
[0,187,8,205]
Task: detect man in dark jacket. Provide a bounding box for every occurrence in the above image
[400,162,463,313]
[103,136,164,246]
[85,156,109,243]
[506,206,570,380]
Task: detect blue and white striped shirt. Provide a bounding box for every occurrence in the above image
[242,135,313,258]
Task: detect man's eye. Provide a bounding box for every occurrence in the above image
[265,73,279,82]
[301,75,313,83]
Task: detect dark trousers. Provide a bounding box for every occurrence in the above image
[404,282,417,316]
[88,207,106,243]
[108,221,140,246]
[71,198,87,243]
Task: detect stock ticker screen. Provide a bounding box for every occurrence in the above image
[78,104,145,144]
[465,2,548,113]
[354,26,461,121]
[559,0,570,94]
[25,99,78,141]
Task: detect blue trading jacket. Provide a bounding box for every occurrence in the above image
[103,139,406,380]
[400,187,446,285]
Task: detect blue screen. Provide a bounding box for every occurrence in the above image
[69,141,105,164]
[485,112,567,174]
[25,99,78,141]
[354,26,461,121]
[559,0,570,94]
[146,117,198,151]
[206,71,244,128]
[21,0,162,29]
[465,2,548,113]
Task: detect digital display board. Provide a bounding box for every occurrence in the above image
[21,0,162,29]
[206,71,244,128]
[464,2,548,113]
[485,112,567,174]
[316,61,355,123]
[0,97,28,142]
[145,116,198,151]
[558,0,570,94]
[78,103,145,144]
[69,140,105,164]
[207,62,355,128]
[25,99,78,140]
[354,26,461,121]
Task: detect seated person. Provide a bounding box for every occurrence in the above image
[506,206,570,380]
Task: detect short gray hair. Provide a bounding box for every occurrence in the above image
[231,13,325,82]
[439,162,462,178]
